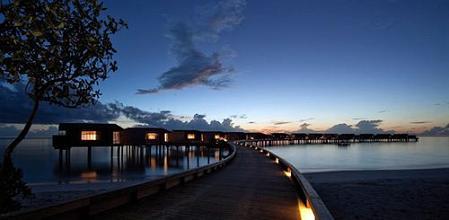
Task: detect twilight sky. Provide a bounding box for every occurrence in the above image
[1,0,449,134]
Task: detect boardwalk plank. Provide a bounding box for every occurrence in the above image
[95,146,299,220]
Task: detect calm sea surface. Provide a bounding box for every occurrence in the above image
[267,137,449,173]
[0,138,226,184]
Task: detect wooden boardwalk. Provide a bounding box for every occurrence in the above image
[95,145,299,220]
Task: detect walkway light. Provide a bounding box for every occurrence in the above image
[298,199,315,220]
[283,168,292,178]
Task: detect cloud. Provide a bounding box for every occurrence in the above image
[0,124,58,138]
[354,120,387,133]
[410,121,432,124]
[378,110,387,113]
[108,103,245,132]
[248,121,255,124]
[294,120,393,134]
[326,123,354,133]
[230,114,247,119]
[273,121,291,125]
[352,117,366,121]
[299,117,315,122]
[0,82,119,124]
[0,82,245,134]
[294,123,317,133]
[420,124,449,136]
[137,0,246,94]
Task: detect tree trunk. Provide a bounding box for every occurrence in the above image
[2,99,40,168]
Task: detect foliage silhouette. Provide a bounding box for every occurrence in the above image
[0,0,126,212]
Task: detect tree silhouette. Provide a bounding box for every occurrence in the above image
[0,0,126,211]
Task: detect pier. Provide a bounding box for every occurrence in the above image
[95,145,301,219]
[4,141,334,220]
[244,133,419,147]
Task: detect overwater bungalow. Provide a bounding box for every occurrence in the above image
[374,134,392,142]
[121,127,170,146]
[338,134,355,142]
[291,133,307,140]
[201,131,225,145]
[391,134,409,142]
[308,133,323,140]
[53,123,123,148]
[357,134,374,142]
[224,132,246,141]
[271,133,290,140]
[169,130,202,145]
[245,132,269,140]
[408,135,419,142]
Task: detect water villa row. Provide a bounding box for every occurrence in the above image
[52,123,418,149]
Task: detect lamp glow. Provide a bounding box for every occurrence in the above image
[298,199,315,220]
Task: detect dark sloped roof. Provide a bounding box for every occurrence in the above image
[124,127,171,133]
[59,123,123,130]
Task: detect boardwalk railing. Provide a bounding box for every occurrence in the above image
[1,143,237,219]
[238,141,334,220]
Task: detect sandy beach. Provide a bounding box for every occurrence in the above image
[304,168,449,220]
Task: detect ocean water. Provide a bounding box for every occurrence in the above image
[267,137,449,173]
[0,138,226,184]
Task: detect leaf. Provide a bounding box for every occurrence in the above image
[56,22,65,29]
[31,31,43,37]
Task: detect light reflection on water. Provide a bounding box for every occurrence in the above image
[0,138,228,184]
[267,137,449,173]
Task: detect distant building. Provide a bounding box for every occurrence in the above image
[245,132,269,140]
[53,123,123,148]
[169,130,202,145]
[121,127,170,146]
[291,133,307,140]
[224,132,246,141]
[201,131,225,145]
[271,133,290,140]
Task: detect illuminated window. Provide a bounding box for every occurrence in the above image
[59,130,66,136]
[164,133,169,142]
[81,131,97,141]
[147,133,158,140]
[187,133,195,140]
[201,134,204,141]
[214,134,221,140]
[113,131,120,144]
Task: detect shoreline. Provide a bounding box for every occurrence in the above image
[304,168,449,220]
[17,180,143,211]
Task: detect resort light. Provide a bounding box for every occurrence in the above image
[298,199,315,220]
[187,133,196,140]
[266,153,270,157]
[164,133,169,142]
[275,158,279,164]
[81,171,97,179]
[81,131,97,141]
[147,133,158,140]
[283,168,292,178]
[113,131,120,144]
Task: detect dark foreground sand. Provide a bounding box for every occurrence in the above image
[304,168,449,220]
[16,181,141,210]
